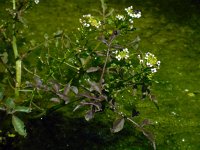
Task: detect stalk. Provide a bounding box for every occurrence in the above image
[12,0,21,97]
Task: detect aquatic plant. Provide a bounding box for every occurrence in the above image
[0,0,39,139]
[0,0,160,149]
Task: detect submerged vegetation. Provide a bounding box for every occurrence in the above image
[1,0,200,149]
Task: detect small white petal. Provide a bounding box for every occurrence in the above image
[34,0,39,4]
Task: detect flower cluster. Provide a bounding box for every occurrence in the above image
[125,6,141,19]
[138,52,160,73]
[79,14,101,30]
[115,6,141,30]
[116,15,125,21]
[114,48,129,61]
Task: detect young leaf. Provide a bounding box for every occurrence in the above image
[14,106,31,113]
[57,93,69,104]
[111,117,125,133]
[34,76,43,88]
[70,86,78,94]
[85,109,95,121]
[12,115,27,137]
[52,83,60,93]
[79,93,99,101]
[63,83,71,96]
[86,67,100,73]
[73,104,82,112]
[50,97,60,103]
[88,80,102,94]
[142,130,156,150]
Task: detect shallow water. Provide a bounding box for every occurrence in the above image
[1,0,200,149]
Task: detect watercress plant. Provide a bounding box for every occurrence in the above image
[0,0,160,149]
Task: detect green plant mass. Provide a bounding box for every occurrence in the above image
[0,0,200,149]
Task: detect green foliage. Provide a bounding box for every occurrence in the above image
[12,115,27,137]
[0,0,161,149]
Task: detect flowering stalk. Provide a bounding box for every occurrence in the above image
[12,0,21,97]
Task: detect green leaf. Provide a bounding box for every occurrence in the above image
[14,106,31,113]
[80,56,91,67]
[5,98,15,109]
[1,52,8,64]
[111,117,125,133]
[12,115,27,137]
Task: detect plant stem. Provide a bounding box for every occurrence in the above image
[12,0,21,97]
[100,47,110,84]
[100,36,115,84]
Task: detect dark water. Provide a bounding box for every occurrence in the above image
[1,0,200,149]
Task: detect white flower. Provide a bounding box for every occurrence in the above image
[116,14,125,21]
[147,62,153,67]
[139,59,143,63]
[123,48,129,53]
[95,21,101,28]
[83,23,90,27]
[125,6,141,19]
[125,6,133,12]
[133,11,141,18]
[151,68,157,73]
[129,19,133,23]
[145,52,150,59]
[116,55,122,61]
[157,61,161,66]
[124,54,129,59]
[138,55,144,64]
[83,14,91,18]
[113,50,118,54]
[130,25,134,30]
[34,0,39,4]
